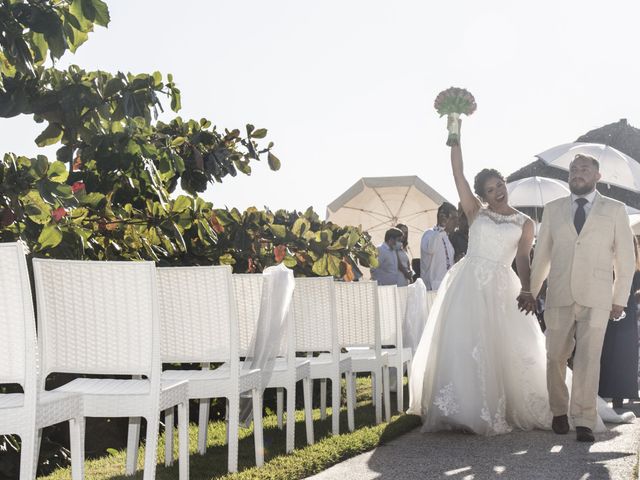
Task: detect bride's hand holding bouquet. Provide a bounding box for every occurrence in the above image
[434,87,476,146]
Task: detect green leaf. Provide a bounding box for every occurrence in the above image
[327,254,342,277]
[251,128,268,139]
[47,161,69,183]
[268,152,281,171]
[38,225,63,250]
[171,137,186,147]
[312,255,329,276]
[219,253,236,265]
[292,217,310,237]
[270,224,287,239]
[35,123,63,147]
[103,77,125,98]
[172,195,191,213]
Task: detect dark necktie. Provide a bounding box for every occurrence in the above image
[574,198,588,234]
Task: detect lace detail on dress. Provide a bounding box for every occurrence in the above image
[472,345,512,435]
[478,208,527,227]
[433,383,460,416]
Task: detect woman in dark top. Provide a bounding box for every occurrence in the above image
[598,236,640,408]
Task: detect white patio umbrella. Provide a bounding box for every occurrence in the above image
[507,176,570,207]
[326,176,450,261]
[506,176,570,224]
[536,142,640,192]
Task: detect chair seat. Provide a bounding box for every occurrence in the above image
[240,357,310,387]
[162,365,261,399]
[54,377,187,417]
[383,347,413,361]
[305,353,352,379]
[344,348,388,373]
[0,391,82,430]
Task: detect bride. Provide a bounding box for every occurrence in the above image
[407,121,633,435]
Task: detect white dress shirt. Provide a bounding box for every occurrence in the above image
[570,189,597,219]
[371,242,399,286]
[420,226,455,291]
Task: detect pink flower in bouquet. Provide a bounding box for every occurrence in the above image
[71,181,85,194]
[51,207,67,222]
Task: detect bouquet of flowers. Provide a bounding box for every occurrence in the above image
[434,87,477,146]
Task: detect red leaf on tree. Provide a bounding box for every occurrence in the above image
[0,208,16,227]
[71,181,85,193]
[51,207,67,222]
[342,260,355,282]
[209,213,225,234]
[274,244,286,263]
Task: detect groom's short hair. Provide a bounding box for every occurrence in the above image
[571,154,600,171]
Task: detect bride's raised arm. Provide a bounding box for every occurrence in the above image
[450,126,482,222]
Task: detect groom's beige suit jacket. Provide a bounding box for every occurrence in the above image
[530,192,635,310]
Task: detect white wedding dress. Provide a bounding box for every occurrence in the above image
[407,207,634,435]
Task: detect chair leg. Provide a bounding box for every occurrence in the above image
[252,388,264,467]
[69,417,85,480]
[142,412,160,480]
[303,377,314,445]
[164,407,174,467]
[319,378,327,420]
[125,417,142,475]
[383,366,391,422]
[345,372,355,432]
[198,398,210,455]
[285,385,295,453]
[396,363,404,413]
[371,375,376,407]
[276,387,284,430]
[19,428,36,480]
[373,372,382,424]
[331,375,340,435]
[227,395,240,473]
[178,401,190,480]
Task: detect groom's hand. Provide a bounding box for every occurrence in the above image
[517,292,536,315]
[610,304,625,320]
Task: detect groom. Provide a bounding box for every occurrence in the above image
[527,153,635,442]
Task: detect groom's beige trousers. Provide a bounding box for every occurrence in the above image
[545,303,609,430]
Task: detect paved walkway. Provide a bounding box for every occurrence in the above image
[308,400,640,480]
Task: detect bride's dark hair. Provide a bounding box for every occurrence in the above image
[474,168,505,199]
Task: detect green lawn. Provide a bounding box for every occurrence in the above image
[40,377,420,480]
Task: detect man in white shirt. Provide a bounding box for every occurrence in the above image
[420,202,458,290]
[371,228,404,286]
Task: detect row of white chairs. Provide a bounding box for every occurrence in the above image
[0,242,413,479]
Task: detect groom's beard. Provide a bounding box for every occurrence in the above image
[569,181,596,196]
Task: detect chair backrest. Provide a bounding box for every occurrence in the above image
[378,285,401,347]
[0,242,37,390]
[33,259,159,381]
[156,266,237,367]
[291,276,338,355]
[232,273,265,357]
[334,280,381,351]
[396,286,409,328]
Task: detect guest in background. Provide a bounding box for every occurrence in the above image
[420,202,458,290]
[449,204,469,263]
[395,224,414,286]
[599,236,640,408]
[371,227,404,286]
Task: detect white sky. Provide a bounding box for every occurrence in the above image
[2,0,639,216]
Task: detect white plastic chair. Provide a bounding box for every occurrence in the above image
[378,285,413,413]
[233,273,314,453]
[291,277,355,434]
[155,265,263,473]
[32,258,189,480]
[334,280,390,424]
[0,243,84,480]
